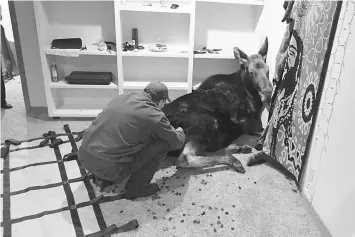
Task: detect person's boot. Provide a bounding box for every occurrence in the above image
[123,160,161,200]
[1,102,12,109]
[124,183,159,200]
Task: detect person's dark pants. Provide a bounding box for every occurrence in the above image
[125,138,170,193]
[78,138,170,191]
[1,69,7,106]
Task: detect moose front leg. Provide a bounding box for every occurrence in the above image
[175,141,253,173]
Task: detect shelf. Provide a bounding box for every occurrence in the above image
[49,81,118,89]
[194,32,263,59]
[194,50,235,59]
[118,2,192,14]
[121,45,189,58]
[52,108,103,117]
[45,45,117,57]
[123,81,188,90]
[196,0,263,5]
[193,83,201,90]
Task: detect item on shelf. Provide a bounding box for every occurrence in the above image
[193,47,221,54]
[148,44,168,52]
[98,42,108,51]
[65,71,113,85]
[143,3,152,6]
[171,4,179,9]
[122,42,144,51]
[92,39,117,53]
[50,63,59,82]
[132,28,139,49]
[51,38,82,49]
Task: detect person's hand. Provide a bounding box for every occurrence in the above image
[176,127,184,133]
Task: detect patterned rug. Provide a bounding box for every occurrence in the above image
[253,1,344,185]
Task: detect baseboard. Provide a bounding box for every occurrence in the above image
[300,191,333,237]
[28,106,49,119]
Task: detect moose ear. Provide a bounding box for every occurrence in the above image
[258,37,269,62]
[234,47,248,67]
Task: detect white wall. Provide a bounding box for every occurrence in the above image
[1,1,14,41]
[254,0,286,79]
[254,0,285,125]
[13,1,47,107]
[302,2,355,237]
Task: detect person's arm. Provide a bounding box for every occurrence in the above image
[153,115,186,150]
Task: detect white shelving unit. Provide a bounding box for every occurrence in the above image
[33,0,264,118]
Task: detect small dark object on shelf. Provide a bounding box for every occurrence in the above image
[51,38,82,49]
[171,4,179,9]
[194,50,206,54]
[80,45,87,51]
[65,71,113,85]
[122,42,135,51]
[105,42,117,51]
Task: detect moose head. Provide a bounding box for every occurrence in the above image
[233,37,273,109]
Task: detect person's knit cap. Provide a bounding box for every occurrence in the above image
[144,82,171,102]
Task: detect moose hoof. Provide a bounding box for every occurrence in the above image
[255,142,263,151]
[240,145,253,154]
[230,156,246,174]
[226,144,252,154]
[246,152,267,166]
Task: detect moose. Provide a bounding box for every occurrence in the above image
[161,37,273,173]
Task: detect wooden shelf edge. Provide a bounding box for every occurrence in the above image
[45,48,117,57]
[196,0,264,6]
[49,81,118,89]
[52,108,102,117]
[118,3,193,14]
[123,81,188,90]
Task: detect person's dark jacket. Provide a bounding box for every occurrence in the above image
[80,92,186,162]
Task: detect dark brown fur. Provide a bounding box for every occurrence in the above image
[162,38,272,173]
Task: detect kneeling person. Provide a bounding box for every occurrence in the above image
[78,82,186,199]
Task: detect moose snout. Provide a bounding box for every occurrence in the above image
[261,88,273,105]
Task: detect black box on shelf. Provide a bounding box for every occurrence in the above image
[65,71,113,85]
[51,38,83,49]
